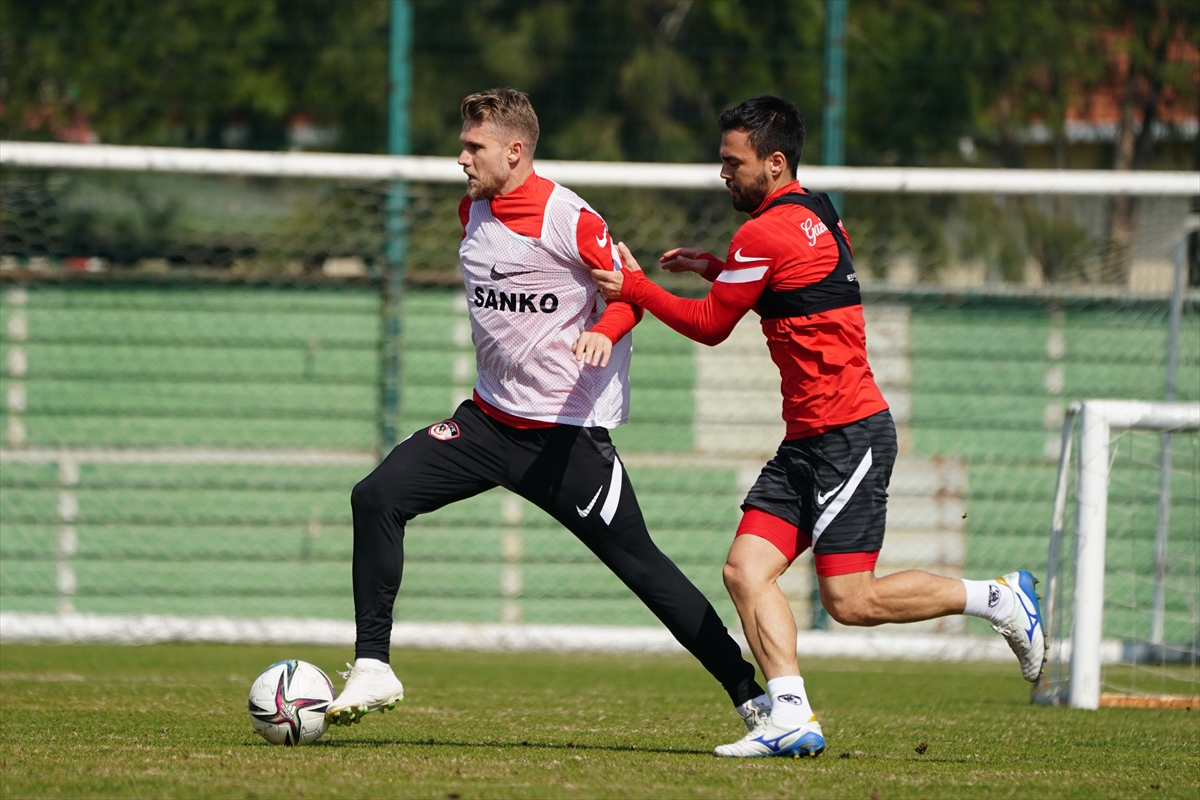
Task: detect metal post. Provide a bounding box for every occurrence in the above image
[822,0,848,215]
[810,563,828,630]
[382,0,412,450]
[1034,403,1080,704]
[388,0,412,163]
[1069,402,1109,709]
[810,0,848,632]
[1150,239,1186,644]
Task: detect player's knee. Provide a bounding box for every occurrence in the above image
[722,560,764,600]
[606,547,656,589]
[823,595,866,626]
[351,474,393,517]
[822,594,878,627]
[721,561,742,595]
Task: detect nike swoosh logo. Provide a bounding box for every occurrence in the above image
[732,249,770,263]
[596,230,609,249]
[576,486,603,517]
[490,265,536,281]
[816,481,845,505]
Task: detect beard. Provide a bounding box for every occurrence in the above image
[465,167,505,200]
[728,169,771,213]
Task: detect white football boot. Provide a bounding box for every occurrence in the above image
[326,662,404,725]
[993,570,1047,682]
[736,695,772,731]
[714,716,825,759]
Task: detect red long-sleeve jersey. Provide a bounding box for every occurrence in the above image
[617,180,888,439]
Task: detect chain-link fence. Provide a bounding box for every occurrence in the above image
[2,162,1197,636]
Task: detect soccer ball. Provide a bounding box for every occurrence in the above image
[247,660,335,746]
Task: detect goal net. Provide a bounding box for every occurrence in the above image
[1,141,1196,652]
[1035,400,1200,709]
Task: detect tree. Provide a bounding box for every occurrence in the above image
[0,0,389,151]
[3,1,1194,282]
[1101,0,1199,283]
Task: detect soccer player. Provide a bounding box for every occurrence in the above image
[327,88,770,734]
[590,95,1046,759]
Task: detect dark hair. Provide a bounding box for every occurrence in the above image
[717,96,805,176]
[461,87,540,154]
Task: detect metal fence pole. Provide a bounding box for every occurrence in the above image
[822,0,848,217]
[382,0,413,451]
[1150,238,1186,644]
[810,0,849,631]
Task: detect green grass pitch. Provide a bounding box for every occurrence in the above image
[1,644,1197,799]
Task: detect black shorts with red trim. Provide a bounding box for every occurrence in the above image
[740,409,896,569]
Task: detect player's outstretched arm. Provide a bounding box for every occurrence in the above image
[592,242,760,348]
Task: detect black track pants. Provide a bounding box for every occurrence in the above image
[350,400,763,706]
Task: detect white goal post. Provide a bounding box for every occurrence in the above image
[1040,400,1200,710]
[2,141,1198,194]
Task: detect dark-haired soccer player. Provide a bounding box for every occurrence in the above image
[591,95,1045,759]
[327,87,770,734]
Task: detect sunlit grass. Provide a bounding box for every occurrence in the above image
[1,644,1197,799]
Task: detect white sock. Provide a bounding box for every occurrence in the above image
[353,657,390,672]
[961,578,1015,625]
[736,693,770,717]
[767,676,815,729]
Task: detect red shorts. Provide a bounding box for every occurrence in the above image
[736,508,879,577]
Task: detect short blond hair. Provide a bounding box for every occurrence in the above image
[460,87,540,155]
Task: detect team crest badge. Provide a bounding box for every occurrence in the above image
[427,420,460,441]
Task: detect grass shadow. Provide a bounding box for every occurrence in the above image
[310,736,712,756]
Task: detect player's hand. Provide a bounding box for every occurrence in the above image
[616,242,642,273]
[659,246,709,274]
[590,266,624,300]
[572,330,613,368]
[591,243,642,300]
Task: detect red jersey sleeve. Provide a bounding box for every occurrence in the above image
[617,226,772,347]
[699,254,725,282]
[458,195,472,239]
[576,208,642,344]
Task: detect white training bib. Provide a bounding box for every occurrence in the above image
[459,183,631,427]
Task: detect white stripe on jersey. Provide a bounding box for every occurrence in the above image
[716,266,769,284]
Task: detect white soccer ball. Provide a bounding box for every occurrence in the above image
[247,659,335,746]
